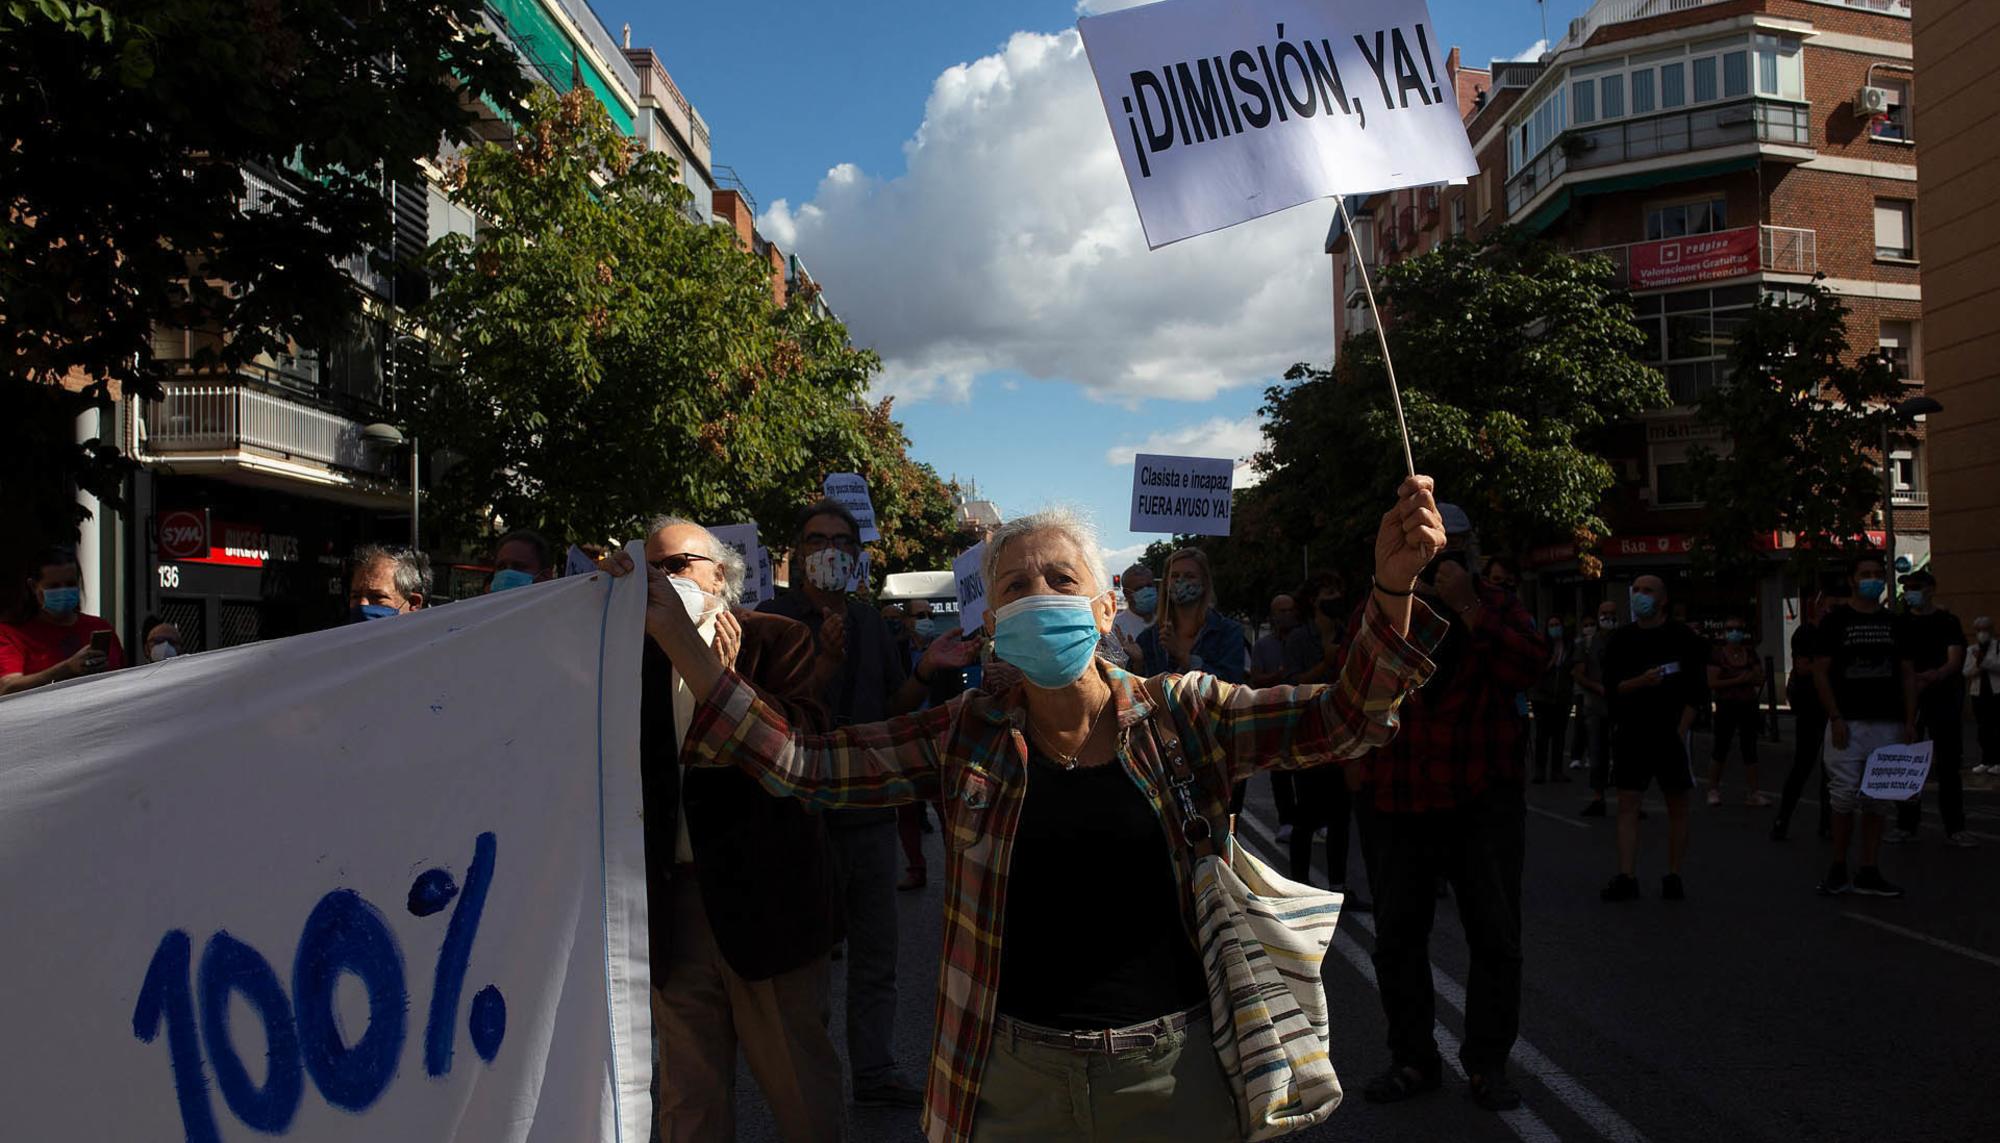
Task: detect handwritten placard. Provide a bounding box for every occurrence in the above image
[1861,740,1933,801]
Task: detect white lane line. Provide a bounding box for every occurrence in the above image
[1324,928,1561,1143]
[1239,812,1649,1143]
[1839,913,2000,969]
[1527,805,1591,830]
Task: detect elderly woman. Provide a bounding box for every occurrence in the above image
[610,477,1446,1143]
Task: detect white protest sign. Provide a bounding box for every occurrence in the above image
[710,522,760,566]
[1861,740,1934,801]
[953,542,989,635]
[564,543,600,577]
[822,472,881,542]
[0,560,652,1142]
[1078,0,1478,247]
[1130,452,1235,536]
[755,546,775,604]
[853,549,872,594]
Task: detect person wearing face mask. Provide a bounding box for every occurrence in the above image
[1112,563,1156,663]
[1705,617,1769,808]
[1803,554,1915,897]
[1966,617,2000,775]
[487,528,553,593]
[1599,576,1710,902]
[757,496,979,1111]
[1573,601,1620,815]
[1528,615,1574,784]
[1140,547,1251,812]
[1888,569,1973,847]
[0,545,127,695]
[612,478,1447,1142]
[141,618,185,663]
[634,517,848,1142]
[345,543,428,621]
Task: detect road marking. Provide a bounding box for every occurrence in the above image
[1238,813,1649,1142]
[1527,805,1590,830]
[1839,913,2000,969]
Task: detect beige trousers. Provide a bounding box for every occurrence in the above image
[653,875,845,1143]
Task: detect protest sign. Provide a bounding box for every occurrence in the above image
[0,558,653,1142]
[1130,452,1236,536]
[1078,0,1478,247]
[953,542,989,635]
[711,522,760,564]
[822,473,881,542]
[1861,740,1934,801]
[755,546,776,604]
[564,544,600,577]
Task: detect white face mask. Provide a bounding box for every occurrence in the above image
[1979,631,1993,646]
[670,576,722,624]
[150,643,179,661]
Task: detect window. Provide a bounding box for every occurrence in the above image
[1601,73,1626,119]
[1878,320,1918,380]
[1754,35,1804,100]
[1631,285,1758,405]
[1874,199,1915,259]
[1649,440,1712,508]
[1478,169,1493,219]
[1888,446,1923,503]
[1870,78,1911,141]
[1693,56,1718,102]
[1662,62,1686,107]
[1645,196,1728,240]
[1722,50,1749,98]
[1631,67,1656,114]
[1450,196,1467,236]
[1573,80,1597,124]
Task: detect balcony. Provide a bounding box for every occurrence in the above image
[1507,97,1813,218]
[1578,225,1815,289]
[140,363,405,500]
[1890,488,1928,507]
[1554,0,1908,55]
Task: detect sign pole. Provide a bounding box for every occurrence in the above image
[1336,194,1416,478]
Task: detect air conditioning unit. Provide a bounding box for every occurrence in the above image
[1854,86,1892,117]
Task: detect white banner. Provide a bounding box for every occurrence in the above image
[1862,740,1934,801]
[822,472,881,542]
[0,556,652,1143]
[953,542,989,635]
[1130,452,1236,536]
[1078,0,1478,247]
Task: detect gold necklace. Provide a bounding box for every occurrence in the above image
[1029,690,1112,770]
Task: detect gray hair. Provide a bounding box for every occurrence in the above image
[981,507,1110,600]
[351,544,432,602]
[645,516,746,606]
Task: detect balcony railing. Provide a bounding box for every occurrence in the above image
[1891,488,1928,507]
[1553,0,1907,55]
[1507,97,1812,217]
[142,372,393,477]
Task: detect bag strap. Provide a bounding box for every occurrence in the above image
[1142,703,1220,866]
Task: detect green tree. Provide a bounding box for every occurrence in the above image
[1218,228,1669,591]
[402,88,879,550]
[1688,280,1903,587]
[1,0,527,547]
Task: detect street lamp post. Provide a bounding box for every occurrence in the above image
[1880,395,1943,603]
[362,422,419,551]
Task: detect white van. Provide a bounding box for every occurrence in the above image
[878,571,961,625]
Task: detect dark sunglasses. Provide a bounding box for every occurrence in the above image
[649,552,716,575]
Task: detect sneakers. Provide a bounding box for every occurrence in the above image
[1661,873,1686,901]
[1706,788,1724,807]
[1851,866,1905,897]
[1601,873,1640,902]
[1973,764,1994,775]
[1569,758,1586,770]
[1944,831,1980,848]
[1745,792,1773,808]
[1275,824,1294,844]
[1580,799,1607,817]
[1882,828,1916,845]
[1816,863,1850,896]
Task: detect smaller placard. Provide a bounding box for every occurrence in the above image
[822,473,881,542]
[953,543,988,635]
[1861,740,1933,801]
[1129,453,1234,536]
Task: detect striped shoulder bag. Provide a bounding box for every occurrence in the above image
[1147,716,1346,1140]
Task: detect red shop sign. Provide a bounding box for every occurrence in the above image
[1607,534,1694,559]
[1628,227,1760,290]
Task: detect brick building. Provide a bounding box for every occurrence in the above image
[1330,0,1924,669]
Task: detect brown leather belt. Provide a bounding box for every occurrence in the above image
[995,1005,1205,1054]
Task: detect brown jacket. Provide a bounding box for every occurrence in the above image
[640,608,841,981]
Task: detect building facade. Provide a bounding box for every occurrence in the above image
[1331,0,1923,670]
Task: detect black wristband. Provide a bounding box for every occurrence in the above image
[1371,577,1414,598]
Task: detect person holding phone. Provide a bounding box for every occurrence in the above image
[1,545,127,696]
[1599,575,1710,902]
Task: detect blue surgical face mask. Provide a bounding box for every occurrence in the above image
[1130,586,1158,616]
[349,603,401,623]
[1726,630,1746,644]
[1630,593,1659,621]
[1548,624,1563,639]
[1903,589,1926,609]
[993,593,1105,689]
[1856,578,1886,603]
[40,586,80,618]
[912,617,940,639]
[490,568,536,593]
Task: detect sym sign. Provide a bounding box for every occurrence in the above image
[157,511,208,561]
[1627,227,1760,290]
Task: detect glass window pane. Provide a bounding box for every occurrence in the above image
[1632,68,1655,114]
[1662,205,1689,237]
[1636,316,1664,361]
[1573,80,1596,123]
[1646,210,1665,240]
[1693,57,1718,102]
[1757,51,1778,95]
[1710,198,1728,231]
[1723,51,1749,97]
[1601,74,1625,119]
[1662,63,1686,108]
[1668,313,1711,359]
[1688,201,1711,234]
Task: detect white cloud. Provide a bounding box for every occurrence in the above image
[756,30,1335,407]
[1075,0,1154,13]
[1100,540,1154,575]
[1508,38,1549,62]
[1105,414,1267,489]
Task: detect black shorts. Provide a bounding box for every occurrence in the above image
[1612,731,1695,794]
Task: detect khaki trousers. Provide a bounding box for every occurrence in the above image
[653,874,845,1143]
[970,1014,1239,1142]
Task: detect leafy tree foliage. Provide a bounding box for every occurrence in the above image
[1688,280,1903,587]
[1,0,527,547]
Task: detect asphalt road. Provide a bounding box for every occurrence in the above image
[727,722,2000,1142]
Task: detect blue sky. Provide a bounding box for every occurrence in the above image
[592,0,1580,566]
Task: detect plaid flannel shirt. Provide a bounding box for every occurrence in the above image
[685,598,1441,1143]
[1365,579,1549,813]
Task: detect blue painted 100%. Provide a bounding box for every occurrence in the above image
[133,832,507,1140]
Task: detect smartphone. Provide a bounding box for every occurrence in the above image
[1658,661,1681,677]
[89,630,114,654]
